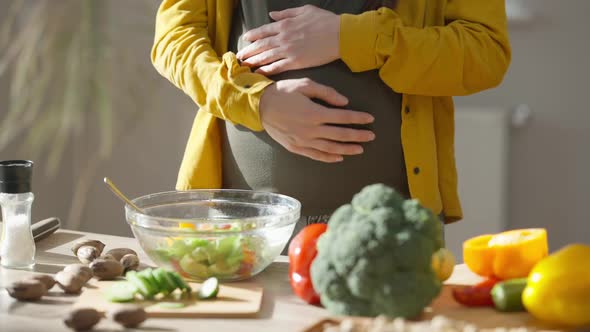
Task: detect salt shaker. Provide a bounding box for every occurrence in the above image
[0,160,35,269]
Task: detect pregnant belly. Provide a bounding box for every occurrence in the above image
[221,59,407,214]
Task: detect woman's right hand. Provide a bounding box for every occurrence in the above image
[259,78,375,163]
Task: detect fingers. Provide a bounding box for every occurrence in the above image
[268,6,308,21]
[242,21,281,42]
[309,139,364,155]
[255,58,296,75]
[266,126,344,163]
[286,145,343,163]
[314,125,375,143]
[237,40,273,61]
[243,4,316,42]
[294,78,348,107]
[242,48,283,68]
[287,139,364,163]
[316,108,375,126]
[293,78,373,124]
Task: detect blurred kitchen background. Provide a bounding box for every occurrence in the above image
[0,0,588,261]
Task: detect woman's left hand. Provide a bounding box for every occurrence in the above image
[236,5,340,75]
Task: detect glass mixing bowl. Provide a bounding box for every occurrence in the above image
[125,190,300,281]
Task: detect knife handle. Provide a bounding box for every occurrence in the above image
[32,217,61,242]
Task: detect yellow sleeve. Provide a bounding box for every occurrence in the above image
[151,0,274,131]
[339,1,511,96]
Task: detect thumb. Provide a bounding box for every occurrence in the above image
[269,6,306,21]
[296,79,348,107]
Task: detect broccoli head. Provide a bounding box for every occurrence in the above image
[310,183,444,318]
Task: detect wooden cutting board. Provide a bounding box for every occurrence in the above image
[73,279,264,318]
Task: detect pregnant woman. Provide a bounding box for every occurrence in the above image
[151,0,510,232]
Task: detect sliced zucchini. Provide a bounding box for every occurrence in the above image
[197,277,219,299]
[168,270,191,293]
[105,281,137,302]
[126,271,155,298]
[153,268,176,294]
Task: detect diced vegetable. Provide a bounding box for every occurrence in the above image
[209,262,240,277]
[452,278,500,307]
[153,234,266,280]
[168,240,190,259]
[180,255,209,279]
[216,237,239,258]
[185,238,209,249]
[191,247,209,263]
[197,277,219,299]
[105,282,137,302]
[491,278,527,312]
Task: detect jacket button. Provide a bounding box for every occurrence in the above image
[404,106,411,114]
[413,167,420,175]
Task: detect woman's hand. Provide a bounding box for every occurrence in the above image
[259,78,375,163]
[236,5,340,76]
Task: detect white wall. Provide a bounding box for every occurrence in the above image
[455,0,590,250]
[0,1,196,237]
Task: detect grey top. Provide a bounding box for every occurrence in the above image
[222,0,407,222]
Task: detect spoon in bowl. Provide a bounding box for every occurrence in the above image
[103,177,145,214]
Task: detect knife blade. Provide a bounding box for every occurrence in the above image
[32,217,61,242]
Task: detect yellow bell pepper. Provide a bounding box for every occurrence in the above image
[463,229,548,280]
[180,223,196,230]
[523,244,590,327]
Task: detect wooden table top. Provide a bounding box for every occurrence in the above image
[0,230,572,332]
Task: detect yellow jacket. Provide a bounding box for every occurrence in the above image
[151,0,511,223]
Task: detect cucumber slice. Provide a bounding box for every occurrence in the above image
[180,254,210,279]
[138,268,160,294]
[168,240,191,259]
[154,248,171,261]
[167,271,191,293]
[158,302,187,309]
[197,277,219,299]
[185,238,209,249]
[161,269,180,292]
[105,281,137,302]
[126,271,155,298]
[209,261,240,277]
[153,268,176,294]
[216,237,239,258]
[226,251,244,267]
[191,247,209,263]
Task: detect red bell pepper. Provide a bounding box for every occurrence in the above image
[452,277,500,307]
[288,223,327,305]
